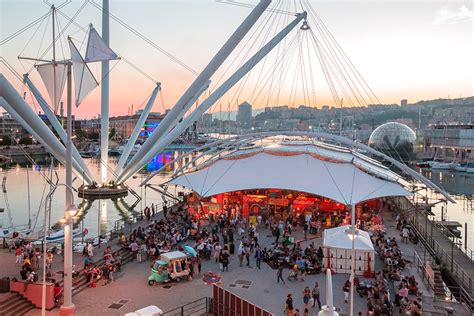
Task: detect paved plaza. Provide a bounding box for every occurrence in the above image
[1,209,469,315]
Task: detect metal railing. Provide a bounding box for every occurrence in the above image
[394,196,474,262]
[0,201,169,252]
[391,197,474,294]
[84,201,168,248]
[413,247,473,312]
[410,212,473,294]
[162,297,210,316]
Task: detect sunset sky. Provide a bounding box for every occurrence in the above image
[1,0,473,119]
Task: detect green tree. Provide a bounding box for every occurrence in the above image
[75,129,87,140]
[109,127,116,140]
[88,131,100,140]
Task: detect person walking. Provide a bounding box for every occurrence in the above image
[303,221,308,240]
[343,280,351,303]
[285,294,294,316]
[197,255,202,275]
[312,282,322,309]
[402,226,409,244]
[303,286,311,309]
[245,244,251,267]
[277,264,285,284]
[130,240,139,261]
[46,251,53,277]
[87,242,94,258]
[15,246,23,265]
[221,250,229,272]
[275,225,281,245]
[254,246,263,269]
[238,243,245,267]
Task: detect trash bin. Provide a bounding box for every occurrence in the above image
[0,277,10,293]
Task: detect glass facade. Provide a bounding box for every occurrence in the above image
[368,122,416,151]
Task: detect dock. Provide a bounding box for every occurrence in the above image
[393,198,474,296]
[435,221,463,228]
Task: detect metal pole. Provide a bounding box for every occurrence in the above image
[140,175,143,215]
[51,5,57,113]
[451,237,454,273]
[60,62,74,315]
[349,203,356,316]
[26,164,31,229]
[465,222,468,252]
[144,184,147,210]
[41,189,50,316]
[100,0,110,183]
[98,200,101,248]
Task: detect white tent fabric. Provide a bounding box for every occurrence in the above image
[323,225,375,275]
[85,26,118,62]
[69,40,99,107]
[36,63,67,113]
[168,152,411,204]
[323,225,374,251]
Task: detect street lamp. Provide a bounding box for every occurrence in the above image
[67,205,78,217]
[41,184,76,316]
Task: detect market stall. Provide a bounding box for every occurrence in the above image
[323,225,375,275]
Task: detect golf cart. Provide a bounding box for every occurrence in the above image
[148,251,190,285]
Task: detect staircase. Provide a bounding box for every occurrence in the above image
[0,292,35,315]
[0,248,135,315]
[69,248,134,296]
[432,266,446,299]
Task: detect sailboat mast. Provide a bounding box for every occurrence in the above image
[100,0,110,183]
[51,5,57,114]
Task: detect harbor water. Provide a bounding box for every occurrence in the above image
[1,154,473,248]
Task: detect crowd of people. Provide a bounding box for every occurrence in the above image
[3,197,431,316]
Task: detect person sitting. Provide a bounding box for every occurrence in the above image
[395,285,409,306]
[408,276,418,295]
[54,282,62,304]
[84,264,93,286]
[20,267,28,280]
[389,268,401,281]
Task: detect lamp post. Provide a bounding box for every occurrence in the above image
[349,203,356,316]
[60,61,75,316]
[41,184,76,316]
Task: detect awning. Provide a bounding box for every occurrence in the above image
[168,151,411,204]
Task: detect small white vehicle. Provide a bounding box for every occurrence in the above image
[160,251,190,282]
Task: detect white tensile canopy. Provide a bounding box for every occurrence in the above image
[323,225,375,275]
[323,225,374,251]
[168,150,411,205]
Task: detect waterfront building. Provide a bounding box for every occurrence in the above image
[109,111,164,141]
[0,112,28,143]
[236,102,252,129]
[198,113,213,130]
[418,123,474,162]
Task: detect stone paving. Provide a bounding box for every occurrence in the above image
[1,208,469,315]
